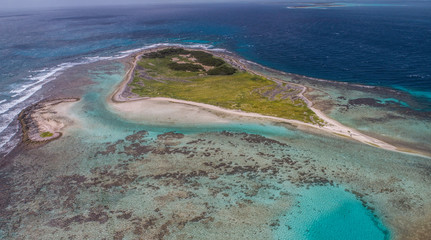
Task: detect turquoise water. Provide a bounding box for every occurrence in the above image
[0,2,430,238]
[2,1,431,157]
[248,63,431,156]
[39,61,401,239]
[378,98,410,108]
[275,186,388,240]
[3,60,431,239]
[73,63,298,141]
[7,60,395,239]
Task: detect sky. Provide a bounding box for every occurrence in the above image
[1,0,252,10]
[0,0,412,11]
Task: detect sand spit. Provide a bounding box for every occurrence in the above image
[18,98,79,144]
[110,46,425,156]
[109,97,231,126]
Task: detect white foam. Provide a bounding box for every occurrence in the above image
[0,108,20,134]
[0,84,43,115]
[2,59,105,115]
[1,43,226,115]
[0,108,21,155]
[118,43,217,55]
[0,126,19,157]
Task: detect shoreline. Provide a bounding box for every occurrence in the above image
[109,46,427,157]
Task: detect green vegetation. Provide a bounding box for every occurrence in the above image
[137,57,201,79]
[132,48,321,124]
[207,64,237,75]
[40,131,53,138]
[146,48,190,58]
[146,48,224,66]
[188,51,225,67]
[144,48,235,75]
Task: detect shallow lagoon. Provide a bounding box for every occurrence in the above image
[3,59,430,239]
[247,62,431,157]
[276,186,388,240]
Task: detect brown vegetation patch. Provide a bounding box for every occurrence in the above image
[157,132,185,140]
[125,130,148,142]
[94,140,124,156]
[348,98,385,107]
[48,206,109,230]
[240,133,289,147]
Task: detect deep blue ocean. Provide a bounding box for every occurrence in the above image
[1,1,431,153]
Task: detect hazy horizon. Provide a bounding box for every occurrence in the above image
[1,0,251,11]
[0,0,411,11]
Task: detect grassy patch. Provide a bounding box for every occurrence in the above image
[188,51,225,67]
[146,48,189,58]
[132,49,320,124]
[40,131,53,138]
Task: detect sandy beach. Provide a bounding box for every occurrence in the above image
[18,98,79,143]
[106,46,422,155]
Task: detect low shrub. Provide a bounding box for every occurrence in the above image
[207,64,237,75]
[146,48,190,58]
[168,62,204,72]
[189,51,225,67]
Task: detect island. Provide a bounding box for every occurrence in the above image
[18,47,411,153]
[110,47,399,152]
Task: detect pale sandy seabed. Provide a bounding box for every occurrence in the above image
[1,47,430,240]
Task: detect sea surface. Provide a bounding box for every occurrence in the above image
[1,1,431,155]
[1,1,431,239]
